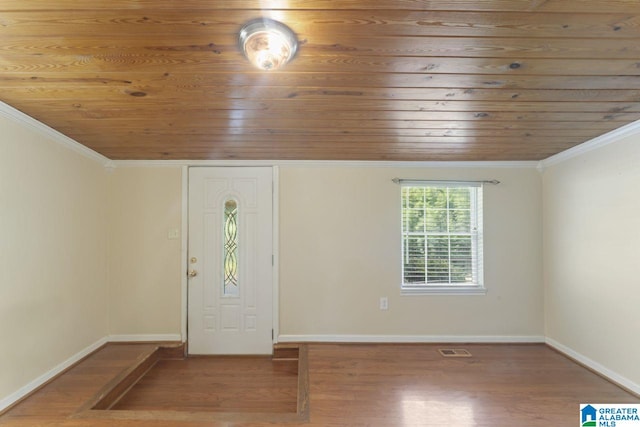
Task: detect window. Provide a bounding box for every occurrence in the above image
[401,182,484,294]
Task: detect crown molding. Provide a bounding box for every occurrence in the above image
[538,119,640,170]
[0,101,114,168]
[112,159,539,169]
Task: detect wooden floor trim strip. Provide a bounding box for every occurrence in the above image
[75,346,160,413]
[75,408,306,424]
[297,344,310,420]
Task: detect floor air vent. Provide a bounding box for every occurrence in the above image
[438,348,472,357]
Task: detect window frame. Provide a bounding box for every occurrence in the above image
[399,180,486,296]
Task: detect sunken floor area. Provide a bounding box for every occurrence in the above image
[1,342,639,426]
[112,356,299,414]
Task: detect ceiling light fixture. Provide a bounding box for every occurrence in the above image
[239,18,298,71]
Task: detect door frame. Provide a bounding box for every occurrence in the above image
[179,165,280,347]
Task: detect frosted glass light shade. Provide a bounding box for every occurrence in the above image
[239,18,298,71]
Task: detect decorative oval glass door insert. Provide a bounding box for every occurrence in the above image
[223,199,239,296]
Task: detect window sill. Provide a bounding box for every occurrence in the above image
[401,285,487,296]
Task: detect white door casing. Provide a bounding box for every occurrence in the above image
[187,167,273,354]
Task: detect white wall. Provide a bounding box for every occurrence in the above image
[279,166,544,340]
[0,114,109,403]
[543,133,640,390]
[101,164,544,342]
[107,167,183,338]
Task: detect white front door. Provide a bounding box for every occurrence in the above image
[187,167,273,355]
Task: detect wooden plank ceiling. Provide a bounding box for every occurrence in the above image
[1,0,640,161]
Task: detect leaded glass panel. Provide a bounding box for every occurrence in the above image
[223,199,239,296]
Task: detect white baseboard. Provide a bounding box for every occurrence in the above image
[0,336,108,413]
[108,334,183,342]
[277,334,545,343]
[0,334,184,413]
[545,337,640,397]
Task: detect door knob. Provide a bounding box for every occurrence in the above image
[187,269,198,278]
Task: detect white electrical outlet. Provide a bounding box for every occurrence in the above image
[379,297,388,310]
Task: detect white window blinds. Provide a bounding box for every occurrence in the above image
[401,182,484,292]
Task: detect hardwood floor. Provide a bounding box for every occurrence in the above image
[1,343,638,426]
